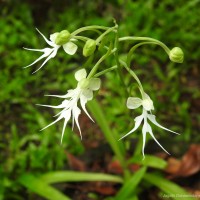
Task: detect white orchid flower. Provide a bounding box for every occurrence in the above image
[120,93,179,158]
[24,28,78,73]
[38,68,101,143]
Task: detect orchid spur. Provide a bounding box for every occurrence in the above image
[24,29,78,73]
[120,93,179,158]
[38,68,101,143]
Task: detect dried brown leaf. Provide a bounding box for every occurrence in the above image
[66,152,86,171]
[165,144,200,178]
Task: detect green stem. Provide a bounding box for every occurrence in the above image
[88,100,130,180]
[119,60,144,95]
[73,35,89,42]
[112,24,130,180]
[119,36,170,55]
[96,25,117,44]
[87,47,116,79]
[71,25,109,36]
[73,36,110,52]
[114,26,129,97]
[94,65,118,77]
[127,41,159,67]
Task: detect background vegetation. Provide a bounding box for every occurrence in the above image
[0,0,199,199]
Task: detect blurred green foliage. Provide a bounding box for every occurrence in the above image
[0,0,199,199]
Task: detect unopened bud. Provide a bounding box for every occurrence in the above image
[83,39,96,57]
[55,30,70,45]
[169,47,184,63]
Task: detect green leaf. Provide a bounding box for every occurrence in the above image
[128,155,167,169]
[18,174,71,200]
[115,167,146,200]
[144,173,195,200]
[40,171,123,184]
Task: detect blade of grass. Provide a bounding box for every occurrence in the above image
[128,155,167,170]
[40,171,123,184]
[18,173,71,200]
[144,173,196,200]
[115,167,146,200]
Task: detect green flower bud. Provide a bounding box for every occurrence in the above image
[83,39,96,57]
[55,30,70,45]
[169,47,184,63]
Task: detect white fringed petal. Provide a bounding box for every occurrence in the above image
[72,106,82,139]
[142,121,148,159]
[32,47,59,73]
[80,94,94,122]
[147,114,179,134]
[36,28,55,47]
[147,123,170,155]
[23,48,53,68]
[60,110,71,144]
[119,114,144,140]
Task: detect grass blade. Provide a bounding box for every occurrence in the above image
[144,173,196,200]
[115,167,146,200]
[40,171,123,184]
[18,173,71,200]
[128,154,167,169]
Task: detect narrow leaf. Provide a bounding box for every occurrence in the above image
[144,173,195,200]
[40,171,123,184]
[18,174,71,200]
[115,167,146,200]
[128,155,167,169]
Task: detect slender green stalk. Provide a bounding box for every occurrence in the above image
[87,100,130,179]
[87,47,116,79]
[114,25,129,97]
[96,25,117,44]
[94,65,118,77]
[127,41,159,67]
[119,36,170,55]
[71,25,109,36]
[119,60,144,95]
[73,35,89,41]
